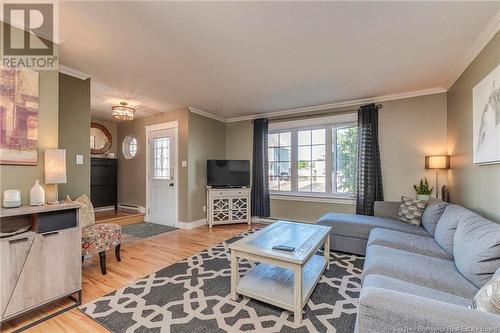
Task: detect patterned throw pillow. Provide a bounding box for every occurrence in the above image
[397,196,427,227]
[75,194,95,228]
[471,268,500,314]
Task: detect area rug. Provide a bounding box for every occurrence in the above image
[121,222,177,244]
[80,229,364,333]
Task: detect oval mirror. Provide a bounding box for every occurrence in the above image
[90,123,112,154]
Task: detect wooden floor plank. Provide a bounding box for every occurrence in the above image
[1,223,259,333]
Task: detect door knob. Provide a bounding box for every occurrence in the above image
[169,183,174,187]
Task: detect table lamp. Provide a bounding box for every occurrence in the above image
[425,155,450,198]
[45,149,67,204]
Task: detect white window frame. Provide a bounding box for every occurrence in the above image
[268,113,357,202]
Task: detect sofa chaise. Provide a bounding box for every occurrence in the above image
[317,200,500,331]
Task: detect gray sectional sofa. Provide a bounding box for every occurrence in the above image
[317,200,500,332]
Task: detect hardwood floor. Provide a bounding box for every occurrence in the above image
[94,209,145,226]
[1,223,260,333]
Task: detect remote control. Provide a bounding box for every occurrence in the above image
[272,245,295,252]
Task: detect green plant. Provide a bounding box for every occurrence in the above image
[414,178,433,195]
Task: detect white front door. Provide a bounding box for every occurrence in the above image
[146,126,177,226]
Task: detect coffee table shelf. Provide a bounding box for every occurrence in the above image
[237,255,327,311]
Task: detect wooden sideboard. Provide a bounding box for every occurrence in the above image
[0,203,82,330]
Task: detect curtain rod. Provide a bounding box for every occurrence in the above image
[268,103,383,123]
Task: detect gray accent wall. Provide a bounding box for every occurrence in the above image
[447,32,500,222]
[58,73,91,200]
[187,112,226,221]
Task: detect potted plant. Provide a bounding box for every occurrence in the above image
[414,178,433,200]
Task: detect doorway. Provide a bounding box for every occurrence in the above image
[145,122,178,227]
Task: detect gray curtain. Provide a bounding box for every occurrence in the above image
[251,118,270,217]
[356,104,384,215]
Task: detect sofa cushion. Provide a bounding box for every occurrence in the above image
[397,196,427,227]
[363,245,478,299]
[363,274,471,307]
[472,267,500,314]
[434,205,476,256]
[421,200,449,236]
[317,213,429,240]
[367,228,452,260]
[454,215,500,288]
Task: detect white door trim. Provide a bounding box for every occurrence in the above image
[145,121,179,226]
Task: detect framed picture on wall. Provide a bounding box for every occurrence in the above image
[0,67,39,165]
[473,64,500,165]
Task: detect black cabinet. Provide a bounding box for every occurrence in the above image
[91,158,118,209]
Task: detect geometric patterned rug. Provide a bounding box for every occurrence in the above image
[80,229,364,333]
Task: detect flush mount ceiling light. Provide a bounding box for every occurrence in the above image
[112,102,135,121]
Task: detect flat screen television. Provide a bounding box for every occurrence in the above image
[207,160,250,188]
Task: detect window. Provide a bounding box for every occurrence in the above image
[268,132,291,191]
[153,137,171,180]
[268,117,358,197]
[122,135,138,159]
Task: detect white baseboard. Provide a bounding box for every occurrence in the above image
[176,218,207,229]
[94,206,115,212]
[118,204,146,214]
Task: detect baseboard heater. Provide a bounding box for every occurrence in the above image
[118,204,146,214]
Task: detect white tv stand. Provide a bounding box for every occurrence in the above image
[207,187,251,228]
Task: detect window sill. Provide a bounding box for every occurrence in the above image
[270,193,356,205]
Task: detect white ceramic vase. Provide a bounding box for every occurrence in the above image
[416,194,430,201]
[30,180,45,206]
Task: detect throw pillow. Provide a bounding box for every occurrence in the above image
[434,205,476,256]
[471,267,500,314]
[75,194,95,228]
[397,196,426,227]
[454,214,500,288]
[421,200,449,236]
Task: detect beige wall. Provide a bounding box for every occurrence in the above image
[1,70,59,204]
[116,108,189,220]
[58,74,91,200]
[91,117,117,157]
[187,112,226,221]
[225,93,448,222]
[447,32,500,222]
[379,93,448,200]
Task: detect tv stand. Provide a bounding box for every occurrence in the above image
[207,187,251,228]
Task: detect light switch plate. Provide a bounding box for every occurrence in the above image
[76,155,83,165]
[182,160,187,167]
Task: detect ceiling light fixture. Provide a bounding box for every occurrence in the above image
[112,102,135,121]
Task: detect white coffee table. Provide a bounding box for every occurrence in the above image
[228,221,331,324]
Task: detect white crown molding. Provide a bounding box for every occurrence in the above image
[188,107,226,123]
[445,10,500,90]
[225,87,446,123]
[59,65,92,80]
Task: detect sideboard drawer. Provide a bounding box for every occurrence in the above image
[210,188,251,198]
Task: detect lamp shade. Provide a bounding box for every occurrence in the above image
[45,149,67,184]
[425,155,450,169]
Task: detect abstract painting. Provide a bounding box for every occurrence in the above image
[0,67,39,165]
[473,64,500,165]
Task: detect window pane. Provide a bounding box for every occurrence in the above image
[312,129,325,145]
[268,133,278,147]
[311,177,326,192]
[298,130,311,146]
[279,132,291,146]
[312,161,326,177]
[268,132,292,192]
[298,146,311,161]
[311,145,325,161]
[153,137,171,180]
[279,176,291,191]
[298,177,312,192]
[297,160,311,177]
[335,126,358,193]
